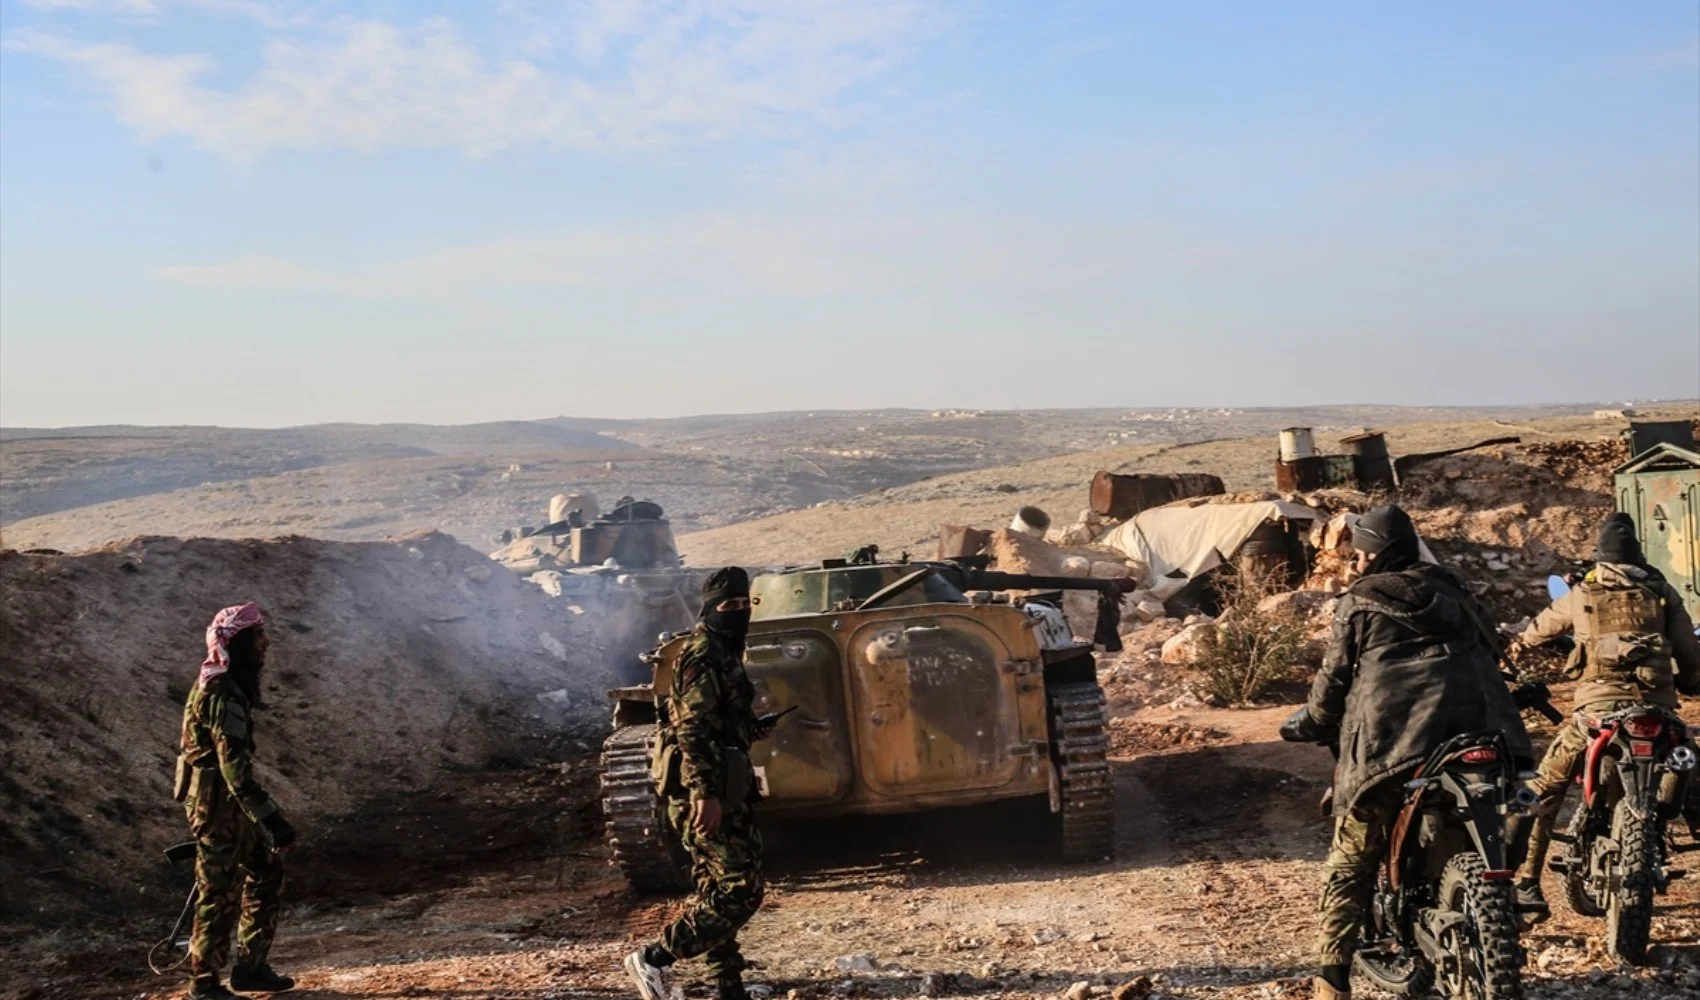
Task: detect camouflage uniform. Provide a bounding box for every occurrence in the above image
[1315,780,1405,966]
[176,674,285,983]
[654,629,765,980]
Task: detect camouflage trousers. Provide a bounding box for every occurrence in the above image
[656,796,765,980]
[188,812,284,982]
[1518,703,1696,882]
[1316,780,1405,967]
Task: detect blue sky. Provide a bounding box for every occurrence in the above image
[1,1,1696,427]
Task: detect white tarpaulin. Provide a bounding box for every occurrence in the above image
[1097,500,1321,600]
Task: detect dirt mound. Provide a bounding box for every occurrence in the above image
[1397,447,1610,513]
[1387,439,1628,617]
[1518,438,1629,494]
[0,531,613,926]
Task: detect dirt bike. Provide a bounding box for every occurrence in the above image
[1286,682,1554,1000]
[1548,703,1697,964]
[1348,726,1544,1000]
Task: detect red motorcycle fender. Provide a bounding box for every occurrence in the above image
[1582,724,1616,808]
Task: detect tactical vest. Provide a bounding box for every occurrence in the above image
[1578,579,1673,692]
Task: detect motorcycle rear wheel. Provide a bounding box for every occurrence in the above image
[1436,853,1524,1000]
[1604,802,1657,965]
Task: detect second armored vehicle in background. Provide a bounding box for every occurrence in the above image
[492,494,703,684]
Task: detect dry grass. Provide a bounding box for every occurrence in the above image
[1187,571,1315,705]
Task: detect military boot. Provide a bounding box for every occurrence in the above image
[186,978,247,1000]
[716,973,752,1000]
[229,964,294,993]
[1313,965,1350,1000]
[1513,878,1550,922]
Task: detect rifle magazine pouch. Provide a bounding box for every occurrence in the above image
[651,743,683,797]
[722,747,754,807]
[172,754,191,803]
[1633,637,1674,690]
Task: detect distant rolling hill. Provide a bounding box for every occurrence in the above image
[0,421,633,525]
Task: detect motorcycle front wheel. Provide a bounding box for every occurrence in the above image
[1353,949,1433,997]
[1604,800,1657,965]
[1353,885,1434,998]
[1560,806,1606,917]
[1435,853,1524,1000]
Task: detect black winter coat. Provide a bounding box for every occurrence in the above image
[1308,564,1532,818]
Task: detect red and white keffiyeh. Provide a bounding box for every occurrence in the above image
[200,602,265,684]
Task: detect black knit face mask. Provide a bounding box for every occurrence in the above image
[701,597,752,647]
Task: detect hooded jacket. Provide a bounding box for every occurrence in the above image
[1308,563,1532,818]
[1520,561,1700,710]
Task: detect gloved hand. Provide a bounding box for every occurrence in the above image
[1511,680,1550,710]
[261,812,297,851]
[1279,706,1324,744]
[1511,681,1564,724]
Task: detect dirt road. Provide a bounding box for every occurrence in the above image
[7,704,1697,1000]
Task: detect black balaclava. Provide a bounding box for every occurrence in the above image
[1592,511,1645,566]
[1353,504,1422,576]
[699,566,752,648]
[226,627,266,705]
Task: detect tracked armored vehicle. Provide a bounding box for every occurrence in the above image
[491,495,702,684]
[600,550,1130,892]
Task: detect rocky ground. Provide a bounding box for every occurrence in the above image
[4,693,1695,1000]
[5,404,1700,1000]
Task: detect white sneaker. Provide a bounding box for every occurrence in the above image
[623,949,671,1000]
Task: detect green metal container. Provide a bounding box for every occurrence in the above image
[1613,443,1700,619]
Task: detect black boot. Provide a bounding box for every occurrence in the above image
[1513,878,1550,921]
[187,978,246,1000]
[229,964,295,993]
[716,973,752,1000]
[1313,965,1350,1000]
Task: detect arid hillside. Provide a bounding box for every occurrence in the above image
[677,410,1693,568]
[0,404,1611,554]
[3,406,1700,1000]
[0,531,611,927]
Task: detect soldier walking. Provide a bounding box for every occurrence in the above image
[1507,512,1700,913]
[175,602,297,998]
[626,567,774,1000]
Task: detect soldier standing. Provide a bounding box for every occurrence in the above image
[1507,512,1700,913]
[175,602,297,998]
[626,567,773,1000]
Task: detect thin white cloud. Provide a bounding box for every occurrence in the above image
[19,0,299,23]
[149,209,1262,308]
[22,0,160,11]
[8,1,946,158]
[1642,38,1700,68]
